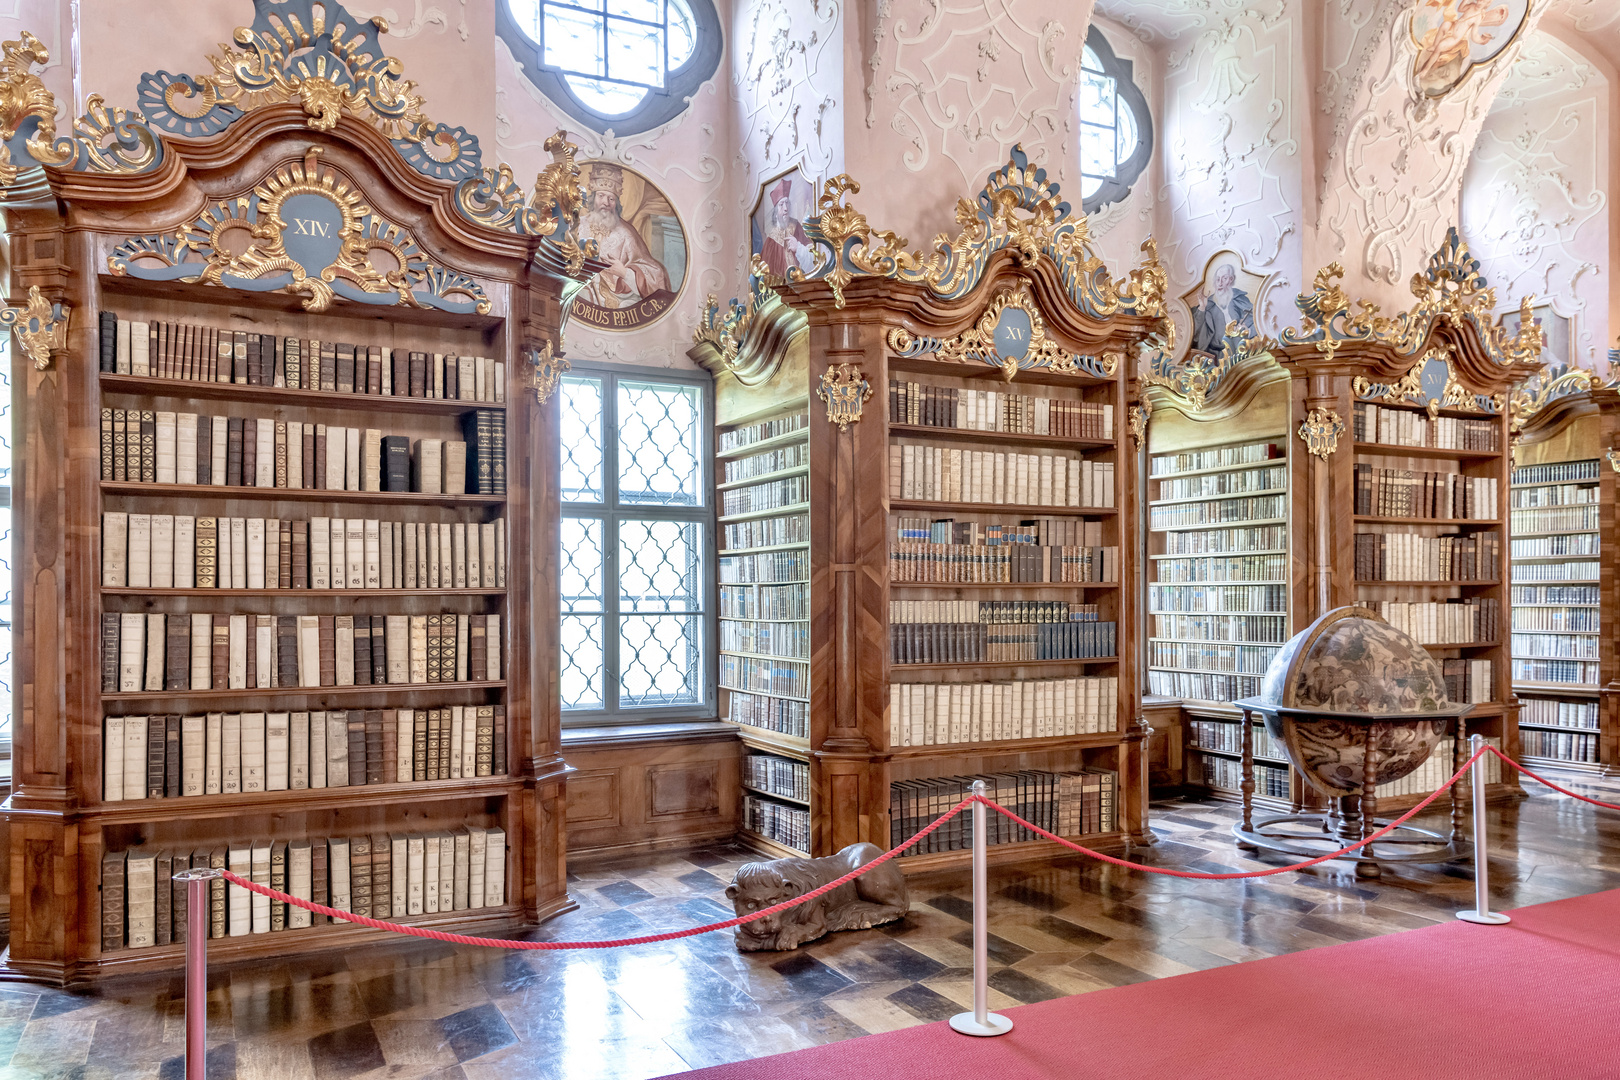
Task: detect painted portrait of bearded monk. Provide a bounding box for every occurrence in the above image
[573,162,686,331]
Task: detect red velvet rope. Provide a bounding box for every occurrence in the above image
[207,742,1620,949]
[1488,745,1620,810]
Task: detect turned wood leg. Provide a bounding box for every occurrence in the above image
[1238,708,1256,847]
[1358,723,1381,878]
[1450,717,1468,845]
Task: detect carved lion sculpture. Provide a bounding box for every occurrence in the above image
[724,842,909,952]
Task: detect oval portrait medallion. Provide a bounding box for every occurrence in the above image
[572,162,687,331]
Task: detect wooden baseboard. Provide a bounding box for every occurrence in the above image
[566,825,739,864]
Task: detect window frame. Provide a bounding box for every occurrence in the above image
[1078,25,1153,216]
[496,0,724,137]
[559,360,716,727]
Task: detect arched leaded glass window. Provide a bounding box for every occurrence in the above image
[498,0,723,136]
[1078,26,1152,215]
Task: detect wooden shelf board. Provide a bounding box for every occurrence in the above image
[887,424,1115,450]
[719,615,810,624]
[897,833,1126,875]
[1150,488,1287,509]
[1148,611,1286,618]
[101,482,504,507]
[1353,516,1501,527]
[1150,580,1287,587]
[1513,682,1602,696]
[99,373,502,416]
[1510,529,1600,539]
[102,680,505,704]
[1354,580,1501,588]
[1148,664,1266,678]
[1153,517,1285,533]
[1511,604,1600,609]
[716,428,810,460]
[886,731,1126,759]
[738,828,807,860]
[721,650,810,665]
[731,724,811,757]
[892,657,1118,671]
[1511,656,1600,664]
[103,587,505,598]
[719,685,809,704]
[740,784,810,807]
[1150,549,1287,560]
[717,465,809,492]
[89,775,523,824]
[1149,637,1285,648]
[891,580,1119,590]
[1515,720,1602,733]
[889,499,1117,517]
[1353,442,1501,461]
[719,542,809,555]
[1186,745,1290,767]
[886,355,1113,388]
[1419,640,1500,650]
[1506,629,1602,636]
[718,503,810,524]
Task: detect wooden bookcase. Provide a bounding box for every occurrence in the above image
[1272,237,1545,811]
[734,150,1166,869]
[1508,376,1620,773]
[0,10,593,981]
[1138,349,1309,810]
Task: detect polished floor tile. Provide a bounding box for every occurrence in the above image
[3,774,1619,1079]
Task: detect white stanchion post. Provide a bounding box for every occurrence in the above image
[177,867,222,1078]
[1457,734,1511,926]
[950,780,1013,1037]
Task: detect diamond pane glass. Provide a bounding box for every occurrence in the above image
[607,18,664,87]
[618,381,702,506]
[619,614,701,706]
[668,0,697,66]
[565,75,651,114]
[619,519,701,613]
[560,376,604,503]
[1081,124,1116,179]
[543,5,605,74]
[560,517,604,613]
[560,615,605,710]
[610,0,661,21]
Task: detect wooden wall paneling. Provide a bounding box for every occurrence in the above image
[562,732,741,857]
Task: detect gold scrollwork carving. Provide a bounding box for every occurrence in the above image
[1607,447,1620,474]
[1128,400,1151,449]
[816,363,873,432]
[1298,407,1345,460]
[0,285,69,370]
[0,32,58,187]
[528,340,569,406]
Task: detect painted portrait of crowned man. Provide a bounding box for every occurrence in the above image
[1190,261,1257,357]
[577,163,674,311]
[759,177,813,279]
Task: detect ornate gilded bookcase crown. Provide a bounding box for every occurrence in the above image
[0,1,594,280]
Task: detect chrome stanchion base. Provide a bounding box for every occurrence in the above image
[950,1011,1014,1037]
[1456,910,1511,925]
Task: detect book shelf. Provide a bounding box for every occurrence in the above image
[1273,237,1545,818]
[1138,349,1308,809]
[0,10,594,982]
[732,148,1166,869]
[1508,376,1620,774]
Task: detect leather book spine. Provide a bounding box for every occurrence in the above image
[353,617,373,685]
[101,407,113,479]
[99,310,118,372]
[371,615,388,685]
[102,612,120,692]
[347,714,368,787]
[319,615,336,686]
[102,852,126,952]
[365,710,385,785]
[336,342,355,394]
[164,716,181,797]
[409,351,426,397]
[493,705,507,774]
[367,346,382,395]
[164,616,189,692]
[147,713,166,799]
[320,340,337,392]
[153,850,173,945]
[140,411,157,483]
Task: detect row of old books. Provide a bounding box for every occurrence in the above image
[1512,584,1599,605]
[718,413,807,453]
[722,441,808,484]
[1148,640,1279,677]
[1187,719,1286,760]
[1513,632,1602,660]
[1512,534,1600,558]
[1149,493,1285,530]
[719,620,809,660]
[102,513,505,590]
[1510,559,1599,582]
[1511,485,1598,512]
[724,691,810,739]
[892,515,1107,548]
[100,827,507,951]
[1148,583,1287,614]
[1363,599,1500,645]
[102,706,507,800]
[98,313,505,402]
[1151,613,1289,644]
[1521,728,1599,763]
[1198,756,1289,798]
[721,474,810,516]
[1352,403,1499,451]
[1512,606,1600,632]
[1511,658,1601,685]
[888,544,1118,584]
[1147,669,1262,701]
[887,381,1114,440]
[1441,660,1494,704]
[1150,441,1281,477]
[718,582,808,620]
[889,770,1118,853]
[890,621,1117,665]
[1352,530,1501,581]
[1155,464,1286,503]
[743,753,810,802]
[1161,522,1287,555]
[890,600,1100,624]
[99,409,505,494]
[742,794,809,853]
[887,676,1117,746]
[890,445,1115,508]
[719,655,808,699]
[1512,460,1601,486]
[1375,736,1502,796]
[1353,464,1499,520]
[1154,552,1287,584]
[1520,697,1599,728]
[717,549,809,584]
[102,611,501,693]
[721,513,808,550]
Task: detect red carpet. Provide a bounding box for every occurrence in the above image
[665,889,1620,1079]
